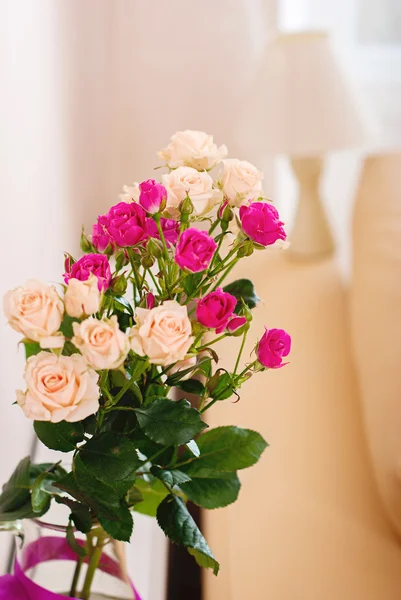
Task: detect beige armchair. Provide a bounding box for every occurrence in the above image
[204,154,401,599]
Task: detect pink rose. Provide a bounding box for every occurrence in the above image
[239,202,286,247]
[93,202,148,250]
[257,328,291,368]
[64,274,101,318]
[3,280,64,346]
[196,288,237,333]
[92,222,110,252]
[17,352,100,422]
[72,316,130,370]
[139,179,167,214]
[175,228,217,273]
[130,300,193,366]
[146,217,180,247]
[64,254,111,292]
[227,316,247,333]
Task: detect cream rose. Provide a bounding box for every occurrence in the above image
[64,275,101,319]
[162,166,222,218]
[119,182,140,203]
[17,352,100,422]
[3,280,64,346]
[72,316,130,371]
[220,159,263,206]
[167,356,197,381]
[158,130,227,171]
[130,300,193,366]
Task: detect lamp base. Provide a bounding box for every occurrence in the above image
[286,156,335,261]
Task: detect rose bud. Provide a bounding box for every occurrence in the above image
[239,202,286,247]
[80,229,94,253]
[141,254,155,269]
[139,179,167,214]
[196,289,237,333]
[175,228,217,273]
[227,316,247,335]
[218,201,234,222]
[64,253,112,292]
[256,328,291,369]
[146,293,155,310]
[110,273,128,295]
[179,195,194,222]
[146,237,164,259]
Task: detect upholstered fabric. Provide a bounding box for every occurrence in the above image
[351,153,401,535]
[204,251,401,599]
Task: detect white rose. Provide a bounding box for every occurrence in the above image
[162,166,222,218]
[167,356,197,381]
[17,352,100,422]
[158,130,227,171]
[130,300,193,366]
[4,280,64,346]
[220,159,263,206]
[64,275,101,319]
[119,182,140,203]
[72,316,130,370]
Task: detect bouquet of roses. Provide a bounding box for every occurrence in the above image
[1,130,291,599]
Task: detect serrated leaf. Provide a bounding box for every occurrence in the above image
[55,496,92,533]
[151,467,191,488]
[223,279,259,312]
[74,456,121,518]
[66,520,87,558]
[174,379,205,396]
[135,399,207,446]
[54,472,87,504]
[157,495,219,575]
[0,457,31,513]
[34,421,85,452]
[181,427,268,476]
[98,502,133,542]
[133,479,169,517]
[79,432,140,483]
[180,472,240,509]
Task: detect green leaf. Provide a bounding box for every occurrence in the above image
[182,272,203,296]
[0,501,38,522]
[181,427,268,476]
[126,486,144,507]
[60,315,80,338]
[98,502,133,542]
[157,495,219,575]
[206,371,234,401]
[151,467,191,488]
[133,479,169,517]
[113,296,134,316]
[129,357,150,381]
[79,432,140,483]
[74,456,121,518]
[31,471,54,513]
[66,520,87,558]
[55,496,92,533]
[223,279,259,312]
[34,421,85,452]
[0,457,31,513]
[135,399,207,446]
[53,472,87,504]
[143,382,168,405]
[180,472,240,509]
[174,379,205,396]
[23,341,41,359]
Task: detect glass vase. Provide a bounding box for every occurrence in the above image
[5,516,138,600]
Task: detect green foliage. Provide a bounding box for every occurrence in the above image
[157,495,219,575]
[206,371,234,401]
[34,421,85,452]
[23,341,41,359]
[98,502,133,542]
[182,272,203,296]
[151,467,191,488]
[180,472,240,509]
[55,496,92,533]
[66,520,87,558]
[60,315,80,338]
[0,457,31,518]
[180,426,268,476]
[174,378,205,396]
[223,279,259,313]
[135,398,207,446]
[132,478,169,517]
[31,471,53,513]
[79,432,140,483]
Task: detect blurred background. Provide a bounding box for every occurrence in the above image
[1,1,401,598]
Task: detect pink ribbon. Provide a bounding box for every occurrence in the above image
[0,537,142,600]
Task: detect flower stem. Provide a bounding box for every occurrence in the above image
[69,556,83,597]
[197,333,227,351]
[80,534,105,600]
[233,329,248,376]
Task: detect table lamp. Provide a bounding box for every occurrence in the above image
[244,31,370,260]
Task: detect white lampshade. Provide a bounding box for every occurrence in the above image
[244,31,371,156]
